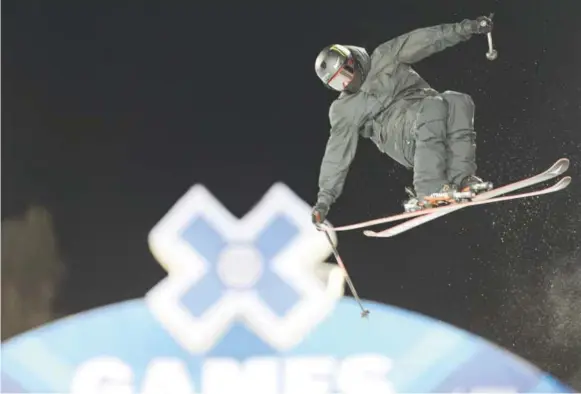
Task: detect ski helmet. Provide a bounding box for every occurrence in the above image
[315,44,357,92]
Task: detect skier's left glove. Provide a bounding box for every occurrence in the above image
[311,202,330,229]
[469,15,493,35]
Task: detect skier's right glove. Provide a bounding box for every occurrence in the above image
[311,202,330,228]
[469,15,493,35]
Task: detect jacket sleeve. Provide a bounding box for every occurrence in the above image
[316,110,359,207]
[372,21,475,66]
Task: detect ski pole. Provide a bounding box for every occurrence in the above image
[485,13,498,61]
[322,229,370,318]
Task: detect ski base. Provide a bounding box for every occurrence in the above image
[321,158,570,234]
[366,157,570,238]
[364,176,571,237]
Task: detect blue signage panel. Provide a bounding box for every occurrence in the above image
[2,183,572,393]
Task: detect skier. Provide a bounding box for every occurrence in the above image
[311,16,495,226]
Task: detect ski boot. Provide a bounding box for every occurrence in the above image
[403,187,422,213]
[459,175,493,196]
[403,184,460,213]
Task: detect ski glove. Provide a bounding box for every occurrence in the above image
[469,15,493,35]
[311,202,330,226]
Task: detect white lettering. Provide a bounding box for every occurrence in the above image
[202,357,277,394]
[141,358,195,394]
[337,354,395,394]
[284,356,335,394]
[70,357,134,394]
[70,355,396,394]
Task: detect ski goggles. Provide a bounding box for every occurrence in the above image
[326,64,355,91]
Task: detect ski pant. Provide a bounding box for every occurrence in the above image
[407,91,477,198]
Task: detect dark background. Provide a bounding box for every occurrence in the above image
[3,0,581,387]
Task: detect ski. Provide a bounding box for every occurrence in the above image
[320,199,449,232]
[364,158,569,237]
[364,175,571,238]
[321,158,570,233]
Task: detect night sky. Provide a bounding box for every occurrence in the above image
[4,0,581,386]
